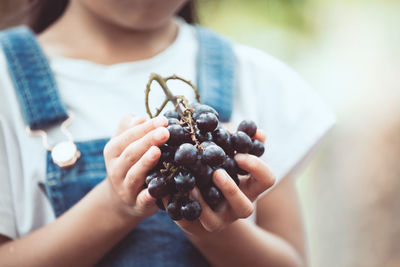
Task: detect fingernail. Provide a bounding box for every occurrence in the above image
[214,169,228,184]
[234,153,246,162]
[153,116,167,127]
[154,127,167,141]
[147,146,160,161]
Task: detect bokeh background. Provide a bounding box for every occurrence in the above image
[1,1,400,266]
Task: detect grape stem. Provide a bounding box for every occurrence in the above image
[145,73,201,118]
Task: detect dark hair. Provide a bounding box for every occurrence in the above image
[26,0,197,34]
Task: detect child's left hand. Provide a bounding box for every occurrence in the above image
[173,130,276,236]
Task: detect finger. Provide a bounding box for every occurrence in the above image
[191,188,224,232]
[117,127,169,175]
[234,154,276,201]
[254,129,266,143]
[123,146,161,197]
[175,217,204,235]
[113,115,147,138]
[136,189,158,212]
[213,169,254,219]
[105,116,168,158]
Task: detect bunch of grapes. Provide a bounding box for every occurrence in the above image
[144,102,265,221]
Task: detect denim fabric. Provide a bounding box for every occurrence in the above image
[0,27,68,130]
[1,25,236,266]
[196,26,236,123]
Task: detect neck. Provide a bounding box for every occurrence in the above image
[38,2,178,65]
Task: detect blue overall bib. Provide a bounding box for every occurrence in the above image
[0,25,236,266]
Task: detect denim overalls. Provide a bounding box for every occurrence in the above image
[0,25,236,266]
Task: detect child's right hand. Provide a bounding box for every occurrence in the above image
[103,115,169,221]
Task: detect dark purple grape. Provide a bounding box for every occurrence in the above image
[231,131,252,153]
[164,110,180,120]
[202,186,224,209]
[174,171,196,192]
[202,145,226,167]
[159,144,175,163]
[189,159,214,189]
[156,199,165,211]
[167,124,185,146]
[196,130,212,143]
[167,198,183,220]
[174,143,198,166]
[192,104,219,120]
[212,127,231,151]
[181,199,202,221]
[145,171,160,186]
[250,140,265,157]
[196,112,218,133]
[238,120,257,138]
[148,176,170,198]
[168,118,180,126]
[222,156,237,178]
[200,141,216,149]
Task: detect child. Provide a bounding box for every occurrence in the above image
[0,0,335,266]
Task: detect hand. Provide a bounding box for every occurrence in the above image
[103,115,169,221]
[174,130,276,236]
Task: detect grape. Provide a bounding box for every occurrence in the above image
[148,176,170,198]
[189,159,213,189]
[174,143,198,166]
[250,140,265,157]
[145,171,159,186]
[222,156,237,178]
[202,186,224,209]
[181,199,202,221]
[159,144,175,163]
[168,118,180,126]
[174,171,196,192]
[231,131,252,153]
[196,112,218,133]
[212,127,231,151]
[202,145,226,167]
[200,141,216,148]
[196,130,212,143]
[238,120,257,138]
[192,104,219,120]
[167,198,183,220]
[167,124,185,146]
[164,110,180,120]
[144,102,265,221]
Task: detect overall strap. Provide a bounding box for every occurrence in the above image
[0,26,68,130]
[196,26,236,122]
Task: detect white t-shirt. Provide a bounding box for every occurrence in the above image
[0,19,335,240]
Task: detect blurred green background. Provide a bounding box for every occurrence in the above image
[2,0,400,266]
[198,1,400,267]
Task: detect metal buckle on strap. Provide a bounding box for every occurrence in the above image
[26,112,81,168]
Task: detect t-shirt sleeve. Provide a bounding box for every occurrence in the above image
[235,45,336,183]
[0,117,17,240]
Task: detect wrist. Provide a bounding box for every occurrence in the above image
[95,179,144,229]
[188,219,250,245]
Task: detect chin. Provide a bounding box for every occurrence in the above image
[82,0,188,31]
